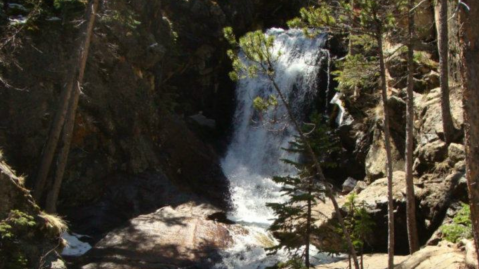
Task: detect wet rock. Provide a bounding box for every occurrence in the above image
[190,112,216,128]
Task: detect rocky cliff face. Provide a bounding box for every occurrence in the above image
[0,0,310,248]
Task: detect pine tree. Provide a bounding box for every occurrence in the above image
[267,116,338,268]
[288,1,409,267]
[340,193,374,269]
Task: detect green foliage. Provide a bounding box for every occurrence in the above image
[287,0,408,98]
[0,210,37,269]
[224,27,279,81]
[338,194,374,252]
[53,0,86,10]
[441,204,473,243]
[288,0,407,36]
[253,96,278,112]
[101,9,142,30]
[332,53,379,94]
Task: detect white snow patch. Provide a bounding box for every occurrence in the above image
[61,232,92,257]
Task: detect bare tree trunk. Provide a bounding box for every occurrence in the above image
[33,80,75,202]
[458,1,479,265]
[377,28,395,269]
[268,77,360,269]
[435,0,456,144]
[360,245,364,269]
[33,0,99,202]
[405,0,420,254]
[305,181,312,268]
[45,0,99,213]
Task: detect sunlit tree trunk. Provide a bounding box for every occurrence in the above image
[435,0,456,144]
[45,0,99,213]
[305,180,312,268]
[405,0,419,254]
[377,26,395,269]
[458,0,479,265]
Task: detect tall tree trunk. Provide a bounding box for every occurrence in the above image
[33,0,99,202]
[268,77,360,269]
[458,0,479,265]
[377,28,395,269]
[305,181,312,268]
[33,79,75,202]
[405,0,420,254]
[44,0,99,213]
[435,0,456,144]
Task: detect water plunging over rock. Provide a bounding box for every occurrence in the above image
[219,28,334,268]
[222,28,327,225]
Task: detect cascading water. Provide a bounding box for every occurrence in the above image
[216,28,339,268]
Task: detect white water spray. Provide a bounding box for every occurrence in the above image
[217,28,336,268]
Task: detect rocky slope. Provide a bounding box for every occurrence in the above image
[0,151,65,268]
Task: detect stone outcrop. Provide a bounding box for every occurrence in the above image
[395,241,465,269]
[78,202,251,269]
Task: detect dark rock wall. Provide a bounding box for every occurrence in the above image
[0,0,308,239]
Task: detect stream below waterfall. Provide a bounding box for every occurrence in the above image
[215,28,340,269]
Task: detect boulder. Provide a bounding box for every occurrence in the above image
[365,129,404,182]
[413,140,447,174]
[416,170,464,231]
[342,177,358,194]
[79,203,253,269]
[464,239,479,269]
[448,143,466,165]
[395,241,465,269]
[315,169,466,254]
[415,88,463,145]
[318,254,408,269]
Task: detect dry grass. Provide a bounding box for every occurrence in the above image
[39,212,68,236]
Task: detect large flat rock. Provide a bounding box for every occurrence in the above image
[78,202,249,269]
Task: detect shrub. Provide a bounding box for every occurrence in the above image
[441,204,472,243]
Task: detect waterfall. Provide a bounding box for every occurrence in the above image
[217,28,335,268]
[222,28,327,225]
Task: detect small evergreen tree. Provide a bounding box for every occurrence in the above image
[267,116,338,268]
[340,194,374,269]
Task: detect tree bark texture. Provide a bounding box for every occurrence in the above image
[435,0,456,145]
[458,0,479,265]
[377,29,395,269]
[405,0,419,254]
[45,0,99,213]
